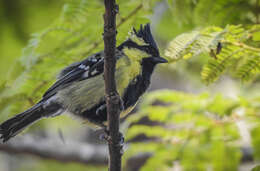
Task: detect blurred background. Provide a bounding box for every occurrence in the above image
[0,0,260,170]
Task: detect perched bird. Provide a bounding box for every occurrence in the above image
[0,24,167,142]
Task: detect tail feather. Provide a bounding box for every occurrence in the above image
[0,103,43,142]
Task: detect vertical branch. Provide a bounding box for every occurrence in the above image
[103,0,122,171]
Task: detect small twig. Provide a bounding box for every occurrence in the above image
[223,40,260,53]
[117,4,142,28]
[103,0,123,171]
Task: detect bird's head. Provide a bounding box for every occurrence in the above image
[118,24,168,65]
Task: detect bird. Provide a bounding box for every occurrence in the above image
[0,24,167,142]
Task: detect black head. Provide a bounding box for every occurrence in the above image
[133,24,159,55]
[118,24,168,64]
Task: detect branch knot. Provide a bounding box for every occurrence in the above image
[103,27,117,38]
[106,92,121,106]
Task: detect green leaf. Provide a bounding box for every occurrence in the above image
[252,32,260,41]
[252,165,260,171]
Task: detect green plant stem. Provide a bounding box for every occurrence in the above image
[223,41,260,53]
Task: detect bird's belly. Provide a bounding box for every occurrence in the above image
[57,74,106,115]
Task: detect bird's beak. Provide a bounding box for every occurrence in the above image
[153,56,168,63]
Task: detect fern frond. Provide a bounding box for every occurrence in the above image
[165,25,260,84]
[164,30,200,61]
[165,27,226,62]
[126,89,253,171]
[236,55,260,81]
[201,48,242,84]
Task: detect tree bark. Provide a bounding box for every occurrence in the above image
[103,0,122,171]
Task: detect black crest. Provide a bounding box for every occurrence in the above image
[133,24,159,51]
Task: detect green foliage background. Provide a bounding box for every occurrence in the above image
[0,0,260,171]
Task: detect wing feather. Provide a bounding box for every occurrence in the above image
[43,53,104,99]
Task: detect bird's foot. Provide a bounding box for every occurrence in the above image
[119,98,124,112]
[96,104,106,116]
[99,128,124,153]
[99,128,111,143]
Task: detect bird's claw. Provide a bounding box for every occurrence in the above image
[119,99,124,111]
[99,129,125,153]
[96,104,106,116]
[118,132,124,146]
[99,131,112,144]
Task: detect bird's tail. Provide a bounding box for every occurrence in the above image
[0,101,62,142]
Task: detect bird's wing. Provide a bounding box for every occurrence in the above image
[42,52,104,99]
